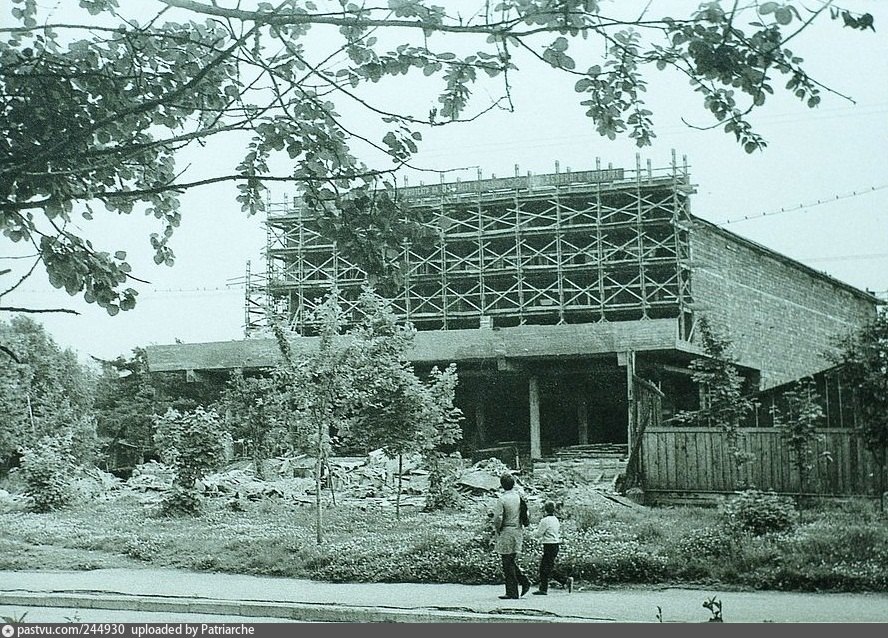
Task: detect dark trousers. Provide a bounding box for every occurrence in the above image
[501,553,530,598]
[538,543,569,593]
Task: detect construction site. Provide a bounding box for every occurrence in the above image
[146,153,879,495]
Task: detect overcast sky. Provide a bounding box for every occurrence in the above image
[3,0,886,361]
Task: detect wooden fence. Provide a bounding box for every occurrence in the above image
[641,426,885,497]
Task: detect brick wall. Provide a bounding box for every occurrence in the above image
[690,221,877,388]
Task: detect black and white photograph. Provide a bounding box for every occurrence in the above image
[1,0,887,626]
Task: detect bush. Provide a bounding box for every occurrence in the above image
[672,525,738,561]
[722,490,797,536]
[19,437,74,512]
[568,505,603,532]
[153,407,226,515]
[160,485,203,517]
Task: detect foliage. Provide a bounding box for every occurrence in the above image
[272,288,462,532]
[93,348,223,471]
[19,434,75,511]
[0,315,97,468]
[0,0,877,312]
[424,455,463,512]
[702,596,723,622]
[152,407,226,514]
[675,317,756,474]
[270,293,361,542]
[830,311,888,510]
[3,497,888,592]
[346,289,463,515]
[771,377,826,497]
[219,371,289,479]
[722,490,798,536]
[1,611,28,624]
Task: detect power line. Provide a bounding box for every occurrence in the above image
[10,286,244,296]
[713,184,888,226]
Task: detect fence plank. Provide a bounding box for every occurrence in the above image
[641,427,875,496]
[699,431,710,492]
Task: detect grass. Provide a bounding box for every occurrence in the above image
[1,493,887,592]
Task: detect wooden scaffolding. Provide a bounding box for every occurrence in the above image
[248,153,695,338]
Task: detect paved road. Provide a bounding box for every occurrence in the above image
[0,606,300,624]
[2,569,887,623]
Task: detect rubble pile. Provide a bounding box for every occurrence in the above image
[199,468,315,500]
[1,447,643,514]
[456,457,513,494]
[126,460,175,492]
[71,467,122,500]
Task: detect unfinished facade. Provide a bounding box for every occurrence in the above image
[148,155,879,466]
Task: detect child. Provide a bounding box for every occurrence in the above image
[532,501,573,595]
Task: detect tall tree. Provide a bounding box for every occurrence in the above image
[93,347,223,470]
[0,315,96,468]
[0,0,877,312]
[831,312,888,511]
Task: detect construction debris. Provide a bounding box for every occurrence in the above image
[126,460,175,491]
[71,467,122,500]
[456,457,524,496]
[2,444,643,514]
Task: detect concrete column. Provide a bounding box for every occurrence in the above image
[577,397,589,445]
[529,375,541,459]
[624,351,636,452]
[475,385,487,446]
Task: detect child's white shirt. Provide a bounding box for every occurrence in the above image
[535,515,561,544]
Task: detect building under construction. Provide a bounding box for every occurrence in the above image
[147,155,879,464]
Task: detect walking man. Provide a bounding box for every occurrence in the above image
[493,472,530,599]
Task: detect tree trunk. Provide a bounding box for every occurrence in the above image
[396,453,403,521]
[880,449,886,514]
[315,419,323,545]
[252,442,262,481]
[326,458,337,506]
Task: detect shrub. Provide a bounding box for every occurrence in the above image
[153,407,226,515]
[672,525,738,561]
[19,436,74,512]
[124,537,162,561]
[722,490,797,536]
[424,477,463,512]
[160,485,203,517]
[568,505,603,532]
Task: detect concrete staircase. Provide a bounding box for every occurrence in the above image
[533,444,628,492]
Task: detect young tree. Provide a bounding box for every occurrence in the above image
[771,377,826,501]
[1,1,877,313]
[347,290,462,518]
[675,316,756,484]
[272,296,360,544]
[417,364,463,512]
[831,312,888,511]
[19,432,77,512]
[271,288,462,538]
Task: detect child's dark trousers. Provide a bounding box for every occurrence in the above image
[538,543,569,593]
